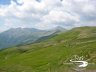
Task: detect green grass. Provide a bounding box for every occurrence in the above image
[0,26,96,72]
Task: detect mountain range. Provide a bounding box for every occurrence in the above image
[0,26,66,49]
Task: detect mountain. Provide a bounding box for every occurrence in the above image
[50,26,66,33]
[0,27,66,49]
[0,26,96,72]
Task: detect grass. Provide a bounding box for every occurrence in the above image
[0,26,96,72]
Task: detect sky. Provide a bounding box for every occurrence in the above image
[0,0,96,32]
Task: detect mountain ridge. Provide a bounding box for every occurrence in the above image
[0,27,66,49]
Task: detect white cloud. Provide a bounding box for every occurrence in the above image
[16,0,23,4]
[82,4,96,14]
[42,10,80,23]
[35,23,57,30]
[0,0,96,32]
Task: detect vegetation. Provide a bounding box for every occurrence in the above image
[0,26,96,72]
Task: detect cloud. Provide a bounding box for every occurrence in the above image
[0,0,96,32]
[42,10,80,23]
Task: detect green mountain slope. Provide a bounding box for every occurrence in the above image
[0,26,96,72]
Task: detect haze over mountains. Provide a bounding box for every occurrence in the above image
[0,26,66,49]
[0,26,96,72]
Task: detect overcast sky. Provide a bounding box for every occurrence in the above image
[0,0,96,32]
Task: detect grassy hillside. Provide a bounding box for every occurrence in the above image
[0,26,96,72]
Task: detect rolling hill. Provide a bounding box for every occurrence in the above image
[0,26,96,72]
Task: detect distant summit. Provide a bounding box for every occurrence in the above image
[0,27,66,49]
[54,26,66,31]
